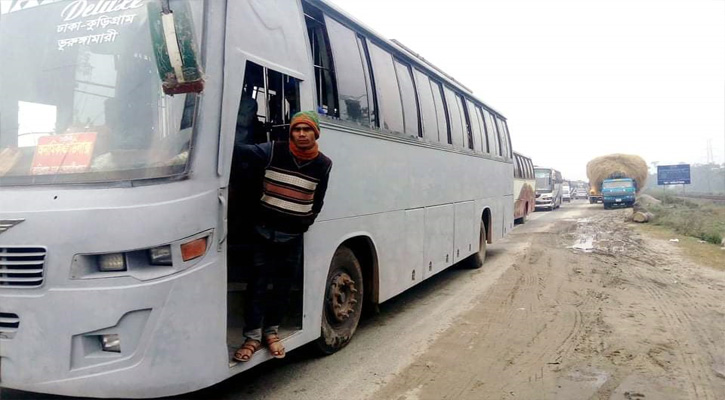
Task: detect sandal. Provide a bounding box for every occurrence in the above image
[265,333,286,359]
[233,339,261,362]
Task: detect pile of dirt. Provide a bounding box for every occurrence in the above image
[586,154,648,194]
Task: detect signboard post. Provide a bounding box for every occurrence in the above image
[657,165,691,195]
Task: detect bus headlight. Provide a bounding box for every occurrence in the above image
[98,253,127,272]
[148,245,173,266]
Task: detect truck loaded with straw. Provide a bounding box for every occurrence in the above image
[586,154,648,209]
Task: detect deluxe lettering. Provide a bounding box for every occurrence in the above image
[61,0,144,22]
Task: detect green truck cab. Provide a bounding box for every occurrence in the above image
[601,178,637,209]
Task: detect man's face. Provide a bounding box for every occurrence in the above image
[291,123,317,150]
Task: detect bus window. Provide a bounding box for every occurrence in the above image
[369,43,404,133]
[464,99,483,152]
[393,59,421,137]
[482,108,500,156]
[443,87,464,147]
[325,16,371,126]
[430,79,449,144]
[495,117,510,159]
[357,35,378,128]
[413,69,439,142]
[503,121,513,159]
[303,6,337,117]
[476,107,490,153]
[240,62,301,143]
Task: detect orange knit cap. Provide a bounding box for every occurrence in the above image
[289,111,320,139]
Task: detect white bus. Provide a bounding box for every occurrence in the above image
[0,0,514,397]
[534,167,564,210]
[513,152,536,223]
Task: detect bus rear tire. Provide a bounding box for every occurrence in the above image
[464,224,487,269]
[315,246,364,355]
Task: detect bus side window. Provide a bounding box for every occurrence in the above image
[325,16,372,126]
[237,61,301,144]
[430,79,450,144]
[413,69,439,142]
[393,59,421,137]
[465,100,484,153]
[369,43,404,134]
[443,87,464,146]
[461,98,476,151]
[482,108,500,156]
[476,106,490,154]
[495,116,510,159]
[528,159,534,179]
[502,120,513,159]
[303,4,338,117]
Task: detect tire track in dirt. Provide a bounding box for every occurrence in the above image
[370,205,725,400]
[373,224,594,399]
[580,209,724,399]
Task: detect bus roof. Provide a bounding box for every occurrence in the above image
[308,0,507,120]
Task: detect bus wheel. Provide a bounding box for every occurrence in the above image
[464,224,487,269]
[315,246,364,355]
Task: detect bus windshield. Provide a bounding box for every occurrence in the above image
[0,0,199,186]
[535,169,551,190]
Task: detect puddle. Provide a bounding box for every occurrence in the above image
[571,235,595,252]
[554,367,610,398]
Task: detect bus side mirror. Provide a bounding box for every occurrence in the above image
[148,0,204,95]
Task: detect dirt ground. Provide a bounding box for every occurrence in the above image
[373,205,725,400]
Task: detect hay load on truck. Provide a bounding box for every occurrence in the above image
[586,154,648,209]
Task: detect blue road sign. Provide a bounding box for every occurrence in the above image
[657,164,691,185]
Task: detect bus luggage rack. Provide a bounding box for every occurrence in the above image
[0,247,47,288]
[0,312,20,339]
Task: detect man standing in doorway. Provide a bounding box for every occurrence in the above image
[233,111,333,362]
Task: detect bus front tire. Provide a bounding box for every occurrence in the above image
[315,246,364,355]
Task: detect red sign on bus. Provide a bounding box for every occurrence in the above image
[31,132,97,175]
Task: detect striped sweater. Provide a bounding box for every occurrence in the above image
[233,141,332,234]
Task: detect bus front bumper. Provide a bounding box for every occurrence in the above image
[535,199,554,209]
[0,259,226,399]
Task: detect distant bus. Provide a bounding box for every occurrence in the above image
[534,167,563,210]
[513,152,535,222]
[0,0,515,397]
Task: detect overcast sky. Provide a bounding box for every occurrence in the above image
[327,0,725,181]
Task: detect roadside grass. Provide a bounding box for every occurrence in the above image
[634,192,725,270]
[635,224,725,271]
[644,193,725,245]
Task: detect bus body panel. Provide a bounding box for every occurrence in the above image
[514,177,535,220]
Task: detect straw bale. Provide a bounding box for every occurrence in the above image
[586,154,648,193]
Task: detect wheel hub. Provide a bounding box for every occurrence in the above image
[327,272,359,323]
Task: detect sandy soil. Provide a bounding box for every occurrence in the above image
[373,206,725,400]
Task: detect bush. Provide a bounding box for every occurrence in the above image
[700,232,723,245]
[649,200,725,245]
